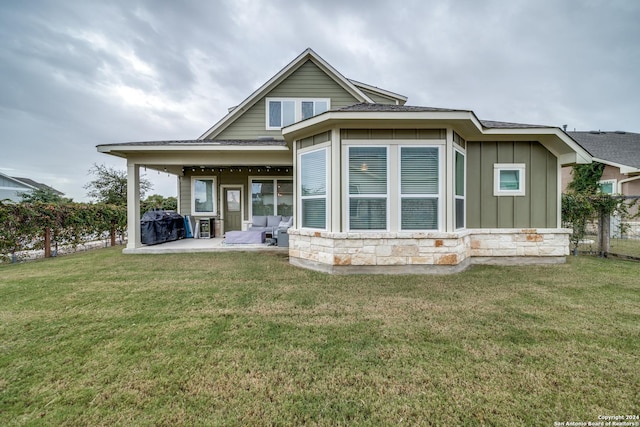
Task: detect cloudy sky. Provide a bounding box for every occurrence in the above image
[1,0,638,201]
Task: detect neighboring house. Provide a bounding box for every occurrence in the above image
[564,131,640,238]
[97,48,591,273]
[0,172,64,202]
[563,131,640,195]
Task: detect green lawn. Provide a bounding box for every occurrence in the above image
[578,234,640,258]
[1,248,638,426]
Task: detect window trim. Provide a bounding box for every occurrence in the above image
[298,146,330,230]
[454,148,466,230]
[248,176,294,218]
[599,179,617,194]
[346,145,390,232]
[265,98,330,130]
[398,144,442,231]
[494,163,526,196]
[191,176,217,216]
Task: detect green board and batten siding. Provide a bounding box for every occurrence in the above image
[211,60,360,140]
[466,141,558,228]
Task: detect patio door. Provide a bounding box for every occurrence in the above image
[223,187,242,233]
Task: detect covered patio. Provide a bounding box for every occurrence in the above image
[96,139,294,251]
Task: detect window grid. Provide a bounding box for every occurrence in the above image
[266,98,330,130]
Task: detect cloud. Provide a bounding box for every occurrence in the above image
[0,0,638,200]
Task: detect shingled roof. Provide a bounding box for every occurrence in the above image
[336,103,469,114]
[568,131,640,170]
[98,139,287,148]
[335,103,553,129]
[11,177,64,195]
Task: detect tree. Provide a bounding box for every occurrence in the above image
[141,194,178,212]
[567,162,605,194]
[20,188,71,204]
[84,164,152,205]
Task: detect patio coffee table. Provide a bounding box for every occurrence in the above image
[224,230,265,244]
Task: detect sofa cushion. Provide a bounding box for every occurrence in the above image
[252,216,267,227]
[266,215,282,227]
[278,221,289,229]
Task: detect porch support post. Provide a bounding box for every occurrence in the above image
[126,162,141,250]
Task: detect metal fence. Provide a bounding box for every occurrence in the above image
[576,196,640,260]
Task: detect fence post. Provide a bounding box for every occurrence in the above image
[44,227,52,258]
[598,212,610,257]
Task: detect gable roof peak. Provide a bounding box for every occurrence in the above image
[198,48,375,140]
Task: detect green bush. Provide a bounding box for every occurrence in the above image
[0,201,126,260]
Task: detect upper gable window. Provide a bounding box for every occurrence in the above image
[266,98,329,130]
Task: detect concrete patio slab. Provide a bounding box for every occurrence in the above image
[123,237,288,254]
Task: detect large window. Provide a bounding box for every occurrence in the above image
[251,178,293,217]
[300,148,328,229]
[494,164,526,196]
[192,177,216,215]
[266,98,329,129]
[348,146,388,230]
[400,146,440,230]
[455,150,465,229]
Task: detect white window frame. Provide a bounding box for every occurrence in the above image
[346,145,390,232]
[494,163,526,196]
[191,176,217,216]
[248,176,294,218]
[298,146,330,230]
[454,148,466,230]
[398,144,442,231]
[599,179,617,194]
[265,98,330,130]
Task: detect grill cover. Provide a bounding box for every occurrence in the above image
[140,210,185,245]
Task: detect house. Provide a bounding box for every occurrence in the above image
[563,131,640,195]
[97,48,591,273]
[563,131,640,238]
[0,172,64,202]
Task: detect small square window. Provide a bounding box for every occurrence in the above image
[599,179,616,194]
[494,164,525,196]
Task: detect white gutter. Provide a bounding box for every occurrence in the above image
[97,145,289,153]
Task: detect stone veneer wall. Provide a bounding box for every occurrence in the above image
[288,228,570,274]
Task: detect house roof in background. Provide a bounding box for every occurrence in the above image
[11,177,64,195]
[569,131,640,172]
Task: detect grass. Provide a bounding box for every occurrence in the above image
[578,234,640,258]
[1,248,639,426]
